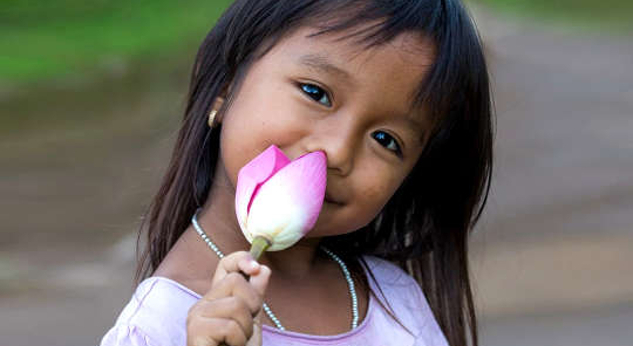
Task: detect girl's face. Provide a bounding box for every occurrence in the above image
[218,26,435,238]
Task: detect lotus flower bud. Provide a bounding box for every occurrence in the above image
[235,145,327,259]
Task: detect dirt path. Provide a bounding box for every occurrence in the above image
[469,5,633,315]
[469,6,633,346]
[1,6,631,346]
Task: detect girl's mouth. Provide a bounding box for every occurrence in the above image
[325,193,342,205]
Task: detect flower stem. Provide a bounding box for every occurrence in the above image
[249,236,272,261]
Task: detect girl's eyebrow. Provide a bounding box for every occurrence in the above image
[409,116,429,145]
[297,54,353,81]
[394,111,428,146]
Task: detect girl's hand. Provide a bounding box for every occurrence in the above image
[186,251,271,346]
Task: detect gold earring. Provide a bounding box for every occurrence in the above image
[208,110,218,128]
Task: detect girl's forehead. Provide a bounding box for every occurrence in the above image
[273,26,434,69]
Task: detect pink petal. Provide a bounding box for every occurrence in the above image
[235,145,290,238]
[246,150,327,250]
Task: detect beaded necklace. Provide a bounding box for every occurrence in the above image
[191,209,359,331]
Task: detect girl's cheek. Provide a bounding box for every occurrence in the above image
[260,106,314,147]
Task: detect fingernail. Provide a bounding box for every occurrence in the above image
[250,260,259,269]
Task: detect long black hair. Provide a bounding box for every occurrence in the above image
[136,1,493,346]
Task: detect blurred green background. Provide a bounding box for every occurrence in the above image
[477,0,633,32]
[1,1,632,346]
[0,0,631,85]
[0,0,232,83]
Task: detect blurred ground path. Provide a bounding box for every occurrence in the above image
[0,60,187,345]
[469,5,633,346]
[480,302,633,346]
[1,6,632,346]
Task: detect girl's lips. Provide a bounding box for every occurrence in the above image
[325,193,342,204]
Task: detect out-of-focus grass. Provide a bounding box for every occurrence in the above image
[473,0,633,33]
[1,0,630,86]
[0,0,232,84]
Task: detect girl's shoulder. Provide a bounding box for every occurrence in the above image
[361,255,448,346]
[362,255,419,287]
[100,276,199,346]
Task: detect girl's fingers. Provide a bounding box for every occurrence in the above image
[204,272,262,315]
[212,251,261,285]
[192,297,254,339]
[249,265,271,297]
[187,316,248,346]
[246,309,264,346]
[189,250,271,346]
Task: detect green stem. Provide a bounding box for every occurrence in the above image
[249,235,272,261]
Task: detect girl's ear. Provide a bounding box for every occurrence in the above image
[212,97,226,123]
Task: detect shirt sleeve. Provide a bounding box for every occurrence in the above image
[363,256,450,346]
[99,277,199,346]
[100,323,160,346]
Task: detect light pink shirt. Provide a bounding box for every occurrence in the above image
[101,256,449,346]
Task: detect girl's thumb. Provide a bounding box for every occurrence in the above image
[249,265,271,296]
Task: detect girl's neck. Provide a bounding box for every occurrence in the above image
[195,163,324,280]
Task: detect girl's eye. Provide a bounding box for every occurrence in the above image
[300,83,332,107]
[372,131,402,156]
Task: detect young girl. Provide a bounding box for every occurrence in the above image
[101,0,492,345]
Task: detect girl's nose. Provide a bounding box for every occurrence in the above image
[305,117,358,177]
